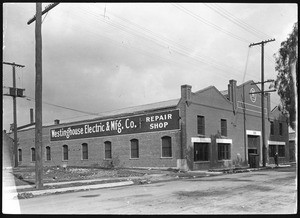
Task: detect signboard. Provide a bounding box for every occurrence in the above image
[50,109,180,141]
[249,88,257,103]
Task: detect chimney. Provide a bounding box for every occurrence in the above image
[181,84,192,101]
[228,80,237,113]
[54,119,60,125]
[30,108,34,124]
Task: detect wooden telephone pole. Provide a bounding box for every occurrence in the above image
[249,38,275,167]
[27,2,59,189]
[3,62,25,167]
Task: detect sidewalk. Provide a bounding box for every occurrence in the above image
[2,168,21,214]
[3,164,292,200]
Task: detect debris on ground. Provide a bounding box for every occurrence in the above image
[17,192,34,199]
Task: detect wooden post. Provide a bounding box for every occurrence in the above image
[35,2,43,189]
[12,63,18,168]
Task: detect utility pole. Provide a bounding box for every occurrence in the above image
[3,62,25,168]
[27,2,59,190]
[249,38,275,167]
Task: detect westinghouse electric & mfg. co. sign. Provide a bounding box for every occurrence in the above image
[50,110,180,141]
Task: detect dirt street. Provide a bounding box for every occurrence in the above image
[17,165,297,214]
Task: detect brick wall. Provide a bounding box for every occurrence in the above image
[15,123,181,169]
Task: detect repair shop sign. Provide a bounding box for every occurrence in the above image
[50,109,180,141]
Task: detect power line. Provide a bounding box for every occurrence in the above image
[25,96,100,116]
[205,3,273,40]
[172,3,250,44]
[77,5,256,80]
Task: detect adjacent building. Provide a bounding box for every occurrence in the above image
[9,79,290,170]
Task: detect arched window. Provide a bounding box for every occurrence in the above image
[31,147,36,162]
[18,149,22,162]
[82,143,88,160]
[62,145,68,161]
[161,136,172,157]
[130,139,139,158]
[104,141,112,159]
[46,146,51,161]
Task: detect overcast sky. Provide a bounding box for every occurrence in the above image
[2,3,297,131]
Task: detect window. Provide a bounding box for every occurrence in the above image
[269,145,276,157]
[46,146,51,161]
[161,136,172,157]
[63,145,68,161]
[218,143,231,160]
[197,116,205,135]
[279,123,283,136]
[278,145,285,157]
[18,149,22,162]
[194,143,209,161]
[130,139,139,158]
[82,143,88,160]
[221,119,227,136]
[104,141,112,159]
[31,148,36,162]
[270,121,274,135]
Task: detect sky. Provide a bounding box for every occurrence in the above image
[2,3,298,132]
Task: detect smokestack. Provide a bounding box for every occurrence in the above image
[54,119,60,125]
[30,108,34,124]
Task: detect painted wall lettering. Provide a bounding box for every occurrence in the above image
[50,110,180,141]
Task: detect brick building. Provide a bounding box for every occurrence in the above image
[10,79,290,170]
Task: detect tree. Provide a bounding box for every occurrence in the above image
[274,22,298,130]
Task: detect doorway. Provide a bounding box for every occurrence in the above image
[247,135,260,164]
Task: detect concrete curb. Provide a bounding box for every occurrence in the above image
[16,180,134,197]
[7,177,121,191]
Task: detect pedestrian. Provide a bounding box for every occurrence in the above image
[274,152,279,167]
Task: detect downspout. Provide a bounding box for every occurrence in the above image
[243,84,247,164]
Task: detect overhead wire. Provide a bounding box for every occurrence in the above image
[172,3,250,44]
[78,4,258,80]
[205,3,273,40]
[25,96,100,116]
[174,3,276,64]
[90,4,248,77]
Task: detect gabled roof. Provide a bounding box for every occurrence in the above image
[94,98,180,119]
[194,85,232,103]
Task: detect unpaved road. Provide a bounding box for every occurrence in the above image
[18,166,297,214]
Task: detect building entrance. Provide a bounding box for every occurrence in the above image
[247,135,260,164]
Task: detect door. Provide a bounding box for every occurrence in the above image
[247,135,260,164]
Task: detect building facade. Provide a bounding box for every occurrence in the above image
[11,79,290,170]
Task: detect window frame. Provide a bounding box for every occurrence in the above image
[279,122,283,136]
[18,148,22,162]
[194,142,209,162]
[278,145,285,157]
[270,121,274,135]
[130,139,139,159]
[31,147,36,162]
[46,146,51,161]
[217,143,231,160]
[62,144,69,161]
[269,144,276,158]
[104,141,112,159]
[197,115,205,135]
[82,143,88,160]
[221,119,227,137]
[161,136,172,158]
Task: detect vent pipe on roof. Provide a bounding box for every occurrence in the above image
[54,119,60,125]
